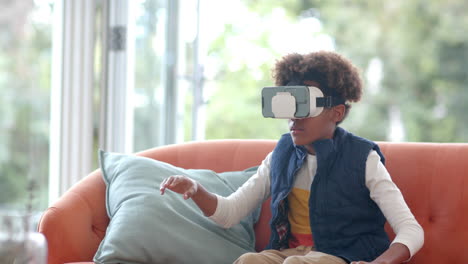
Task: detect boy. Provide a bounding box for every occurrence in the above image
[160,51,424,264]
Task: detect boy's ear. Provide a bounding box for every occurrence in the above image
[330,104,346,123]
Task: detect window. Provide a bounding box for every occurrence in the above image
[131,0,173,150]
[0,1,54,211]
[2,0,466,214]
[193,0,468,143]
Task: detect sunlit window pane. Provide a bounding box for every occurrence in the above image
[131,0,168,151]
[198,0,468,143]
[0,1,54,211]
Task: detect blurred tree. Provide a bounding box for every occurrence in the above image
[0,1,52,209]
[313,0,468,142]
[201,0,468,143]
[201,2,319,140]
[132,0,166,151]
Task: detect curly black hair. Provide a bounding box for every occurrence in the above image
[272,51,363,104]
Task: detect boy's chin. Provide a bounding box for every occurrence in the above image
[291,137,309,146]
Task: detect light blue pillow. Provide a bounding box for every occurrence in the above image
[94,150,260,264]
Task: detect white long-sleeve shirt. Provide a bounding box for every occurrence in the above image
[209,150,424,257]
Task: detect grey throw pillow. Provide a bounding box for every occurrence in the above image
[94,150,260,264]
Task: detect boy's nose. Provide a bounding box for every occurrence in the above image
[290,117,303,122]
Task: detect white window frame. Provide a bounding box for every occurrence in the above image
[99,0,135,154]
[49,0,184,203]
[49,0,97,203]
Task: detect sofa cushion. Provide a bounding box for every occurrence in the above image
[94,150,260,264]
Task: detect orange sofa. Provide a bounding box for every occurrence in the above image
[38,140,468,264]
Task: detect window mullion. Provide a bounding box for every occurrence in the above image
[49,0,96,203]
[99,0,133,153]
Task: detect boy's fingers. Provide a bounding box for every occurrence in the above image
[183,182,199,200]
[160,177,169,194]
[160,175,193,197]
[172,175,187,186]
[170,176,182,186]
[160,176,185,194]
[160,178,168,188]
[160,176,177,194]
[183,188,194,200]
[165,176,176,187]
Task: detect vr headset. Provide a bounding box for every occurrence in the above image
[262,86,344,119]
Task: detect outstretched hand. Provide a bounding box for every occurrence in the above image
[160,175,199,200]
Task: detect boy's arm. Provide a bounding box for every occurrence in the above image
[209,152,272,228]
[191,182,218,216]
[160,175,218,216]
[160,151,273,226]
[351,242,410,264]
[365,150,424,261]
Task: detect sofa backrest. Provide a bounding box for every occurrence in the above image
[38,139,277,264]
[247,141,468,263]
[38,140,468,264]
[378,142,468,263]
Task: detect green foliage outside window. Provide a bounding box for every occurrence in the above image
[200,0,468,143]
[0,2,52,210]
[2,0,468,211]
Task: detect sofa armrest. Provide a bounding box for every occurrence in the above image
[38,172,109,264]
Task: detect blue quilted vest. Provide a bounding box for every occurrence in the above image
[266,127,390,262]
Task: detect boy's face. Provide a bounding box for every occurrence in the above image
[287,80,345,154]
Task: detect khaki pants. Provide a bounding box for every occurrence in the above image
[234,246,347,264]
